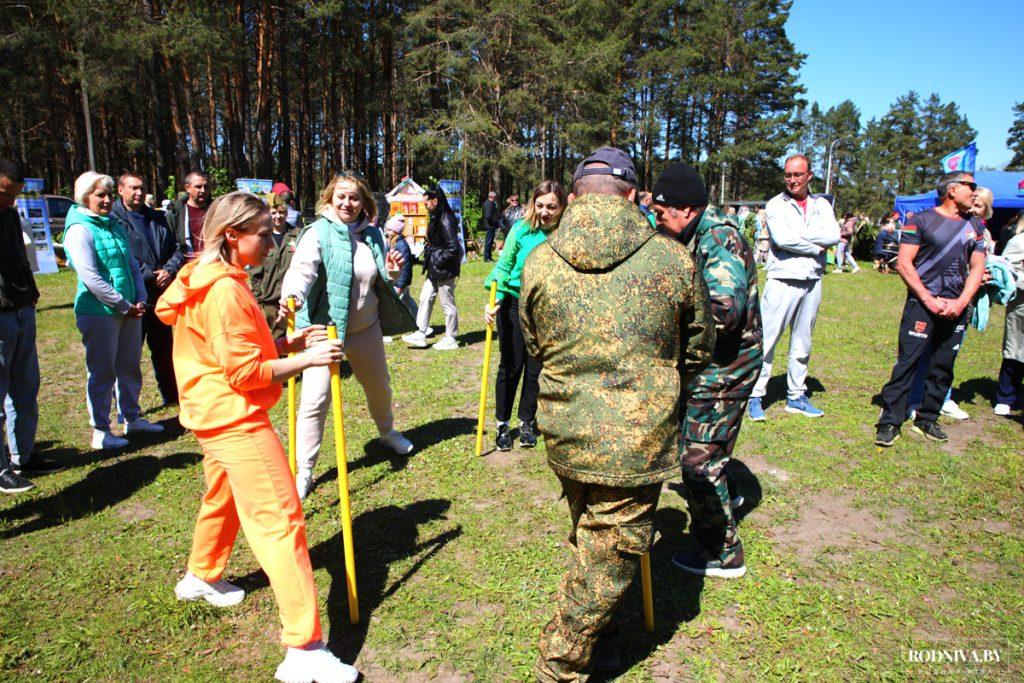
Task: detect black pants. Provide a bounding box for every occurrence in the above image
[877,297,968,427]
[996,358,1024,406]
[483,227,497,261]
[494,296,540,423]
[142,304,178,404]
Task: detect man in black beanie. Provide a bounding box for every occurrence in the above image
[652,162,763,578]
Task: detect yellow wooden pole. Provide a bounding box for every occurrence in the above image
[327,323,359,624]
[475,281,498,457]
[286,297,297,477]
[640,553,654,632]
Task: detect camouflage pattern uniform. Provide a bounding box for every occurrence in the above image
[672,207,763,565]
[520,193,714,682]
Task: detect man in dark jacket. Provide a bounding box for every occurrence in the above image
[481,191,501,262]
[652,162,763,579]
[111,172,184,404]
[0,160,48,493]
[521,147,714,681]
[164,170,211,255]
[402,184,461,351]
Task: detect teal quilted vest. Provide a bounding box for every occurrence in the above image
[65,206,137,316]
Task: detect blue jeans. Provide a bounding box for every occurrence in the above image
[0,306,40,469]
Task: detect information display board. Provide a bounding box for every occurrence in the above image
[15,178,59,274]
[235,178,274,194]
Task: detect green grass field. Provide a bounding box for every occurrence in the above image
[1,262,1021,681]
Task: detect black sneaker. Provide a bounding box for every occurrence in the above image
[519,420,537,449]
[911,419,948,442]
[671,548,746,579]
[0,468,35,494]
[495,424,513,451]
[875,424,900,447]
[14,456,64,476]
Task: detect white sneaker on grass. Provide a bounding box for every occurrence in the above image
[126,418,165,434]
[295,468,313,501]
[940,399,969,420]
[275,642,359,683]
[402,331,428,348]
[379,429,414,455]
[174,571,245,607]
[91,430,129,450]
[994,403,1011,416]
[382,335,393,343]
[432,336,459,351]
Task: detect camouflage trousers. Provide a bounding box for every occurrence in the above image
[680,430,742,563]
[535,475,661,682]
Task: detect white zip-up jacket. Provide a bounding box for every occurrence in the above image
[764,191,841,281]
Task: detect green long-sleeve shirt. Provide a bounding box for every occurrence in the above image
[483,218,552,301]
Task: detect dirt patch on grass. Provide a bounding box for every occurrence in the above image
[116,501,157,523]
[737,452,793,483]
[772,492,908,562]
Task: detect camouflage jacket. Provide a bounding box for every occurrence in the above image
[679,207,763,401]
[520,193,715,487]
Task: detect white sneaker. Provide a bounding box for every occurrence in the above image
[382,335,393,343]
[174,571,245,607]
[994,403,1012,416]
[940,399,969,420]
[426,326,436,337]
[379,429,414,455]
[295,468,313,501]
[92,429,129,450]
[126,418,165,434]
[851,266,861,273]
[275,642,359,683]
[833,268,844,274]
[402,331,428,348]
[432,336,459,351]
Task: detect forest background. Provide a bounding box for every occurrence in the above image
[2,0,1023,223]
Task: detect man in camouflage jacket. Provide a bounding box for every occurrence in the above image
[521,148,714,682]
[651,162,763,579]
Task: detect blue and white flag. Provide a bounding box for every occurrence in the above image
[940,142,977,173]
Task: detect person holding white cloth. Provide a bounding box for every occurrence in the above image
[280,172,417,501]
[748,155,839,421]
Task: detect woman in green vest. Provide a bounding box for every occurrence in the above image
[64,172,165,451]
[482,180,566,451]
[280,172,416,500]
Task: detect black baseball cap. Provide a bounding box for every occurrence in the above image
[572,146,638,185]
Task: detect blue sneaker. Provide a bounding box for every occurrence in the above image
[748,397,765,422]
[785,395,824,417]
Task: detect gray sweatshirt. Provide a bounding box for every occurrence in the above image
[764,192,841,281]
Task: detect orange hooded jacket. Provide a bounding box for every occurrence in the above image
[156,259,281,432]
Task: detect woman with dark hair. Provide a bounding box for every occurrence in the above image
[402,184,461,350]
[483,180,566,450]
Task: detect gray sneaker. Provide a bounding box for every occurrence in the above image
[0,468,35,494]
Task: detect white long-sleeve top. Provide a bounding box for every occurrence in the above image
[64,220,147,315]
[764,191,841,281]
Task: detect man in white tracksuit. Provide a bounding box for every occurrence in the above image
[748,154,840,421]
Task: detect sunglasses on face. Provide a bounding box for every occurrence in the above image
[957,181,978,191]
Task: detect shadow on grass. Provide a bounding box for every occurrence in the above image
[591,507,704,681]
[0,450,200,539]
[311,417,475,493]
[762,374,825,409]
[36,301,74,313]
[665,457,763,527]
[457,330,486,347]
[311,498,462,662]
[954,377,998,405]
[28,417,186,474]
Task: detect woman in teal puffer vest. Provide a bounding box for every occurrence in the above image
[64,172,164,451]
[482,180,566,452]
[279,172,416,500]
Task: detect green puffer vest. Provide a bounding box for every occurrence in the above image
[295,217,416,343]
[65,205,137,316]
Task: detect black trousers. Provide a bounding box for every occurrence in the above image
[483,227,497,261]
[878,297,968,427]
[996,358,1024,406]
[494,296,540,423]
[142,304,178,404]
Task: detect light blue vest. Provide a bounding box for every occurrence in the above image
[65,206,136,316]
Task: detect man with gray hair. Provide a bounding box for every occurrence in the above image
[521,146,713,680]
[874,171,986,446]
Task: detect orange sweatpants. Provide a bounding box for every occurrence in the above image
[189,415,322,647]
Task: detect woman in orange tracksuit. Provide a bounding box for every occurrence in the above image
[156,191,357,683]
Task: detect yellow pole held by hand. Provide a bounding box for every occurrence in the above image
[286,297,297,477]
[475,281,498,456]
[640,553,654,632]
[327,323,359,624]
